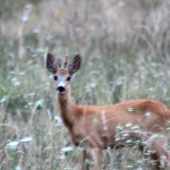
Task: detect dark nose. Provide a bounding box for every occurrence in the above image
[57,86,65,93]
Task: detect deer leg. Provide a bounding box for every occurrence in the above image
[82,150,89,170]
[150,146,170,170]
[144,137,170,169]
[86,147,101,170]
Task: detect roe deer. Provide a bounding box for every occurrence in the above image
[46,53,170,170]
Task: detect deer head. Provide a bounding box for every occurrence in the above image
[46,53,81,94]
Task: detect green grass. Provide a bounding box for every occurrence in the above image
[0,0,170,169]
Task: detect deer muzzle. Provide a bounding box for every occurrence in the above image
[57,80,66,93]
[57,86,65,93]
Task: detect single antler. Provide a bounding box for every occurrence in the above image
[64,54,68,68]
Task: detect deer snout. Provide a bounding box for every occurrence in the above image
[57,86,65,93]
[57,80,66,93]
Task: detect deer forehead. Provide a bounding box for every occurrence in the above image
[56,68,70,77]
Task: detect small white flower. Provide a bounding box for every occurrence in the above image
[14,82,20,86]
[19,137,33,142]
[126,140,132,143]
[61,146,73,153]
[127,107,133,112]
[160,156,167,159]
[90,83,96,88]
[126,165,133,168]
[151,62,156,66]
[6,141,19,150]
[142,142,147,145]
[19,72,25,75]
[10,71,15,74]
[54,116,62,126]
[148,87,154,91]
[25,4,32,9]
[131,125,139,129]
[126,123,131,127]
[122,134,129,137]
[132,146,138,149]
[137,160,142,163]
[145,112,151,117]
[22,15,29,22]
[15,165,21,170]
[29,93,35,96]
[147,150,156,154]
[115,138,120,142]
[12,77,17,82]
[0,98,7,103]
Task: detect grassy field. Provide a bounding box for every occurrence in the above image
[1,0,170,169]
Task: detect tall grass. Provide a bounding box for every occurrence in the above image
[0,0,170,169]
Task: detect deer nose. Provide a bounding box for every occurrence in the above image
[57,86,65,93]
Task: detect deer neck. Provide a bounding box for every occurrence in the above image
[58,87,75,127]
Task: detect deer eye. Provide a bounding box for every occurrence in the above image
[53,76,58,80]
[66,77,71,81]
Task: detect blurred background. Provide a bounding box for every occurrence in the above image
[1,0,170,169]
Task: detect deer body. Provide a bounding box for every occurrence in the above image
[46,53,170,170]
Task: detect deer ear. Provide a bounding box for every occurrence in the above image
[69,55,81,75]
[46,53,57,74]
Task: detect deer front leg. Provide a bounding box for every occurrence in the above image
[86,147,101,170]
[82,150,88,170]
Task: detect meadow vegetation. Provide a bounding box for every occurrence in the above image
[0,0,170,169]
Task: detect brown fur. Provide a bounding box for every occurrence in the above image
[46,53,170,170]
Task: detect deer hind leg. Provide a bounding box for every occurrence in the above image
[151,146,170,170]
[144,136,170,169]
